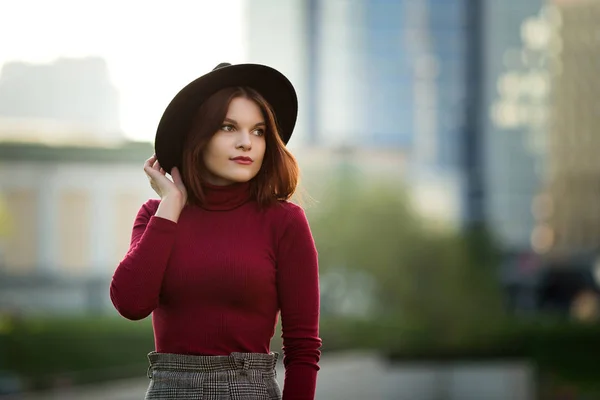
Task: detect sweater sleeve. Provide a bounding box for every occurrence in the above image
[110,199,178,320]
[276,204,322,400]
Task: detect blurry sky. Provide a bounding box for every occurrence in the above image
[0,0,245,142]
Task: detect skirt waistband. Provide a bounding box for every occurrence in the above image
[147,351,279,378]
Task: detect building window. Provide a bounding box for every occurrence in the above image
[58,189,90,273]
[2,189,38,272]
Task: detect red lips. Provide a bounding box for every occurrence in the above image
[231,156,253,162]
[231,156,253,165]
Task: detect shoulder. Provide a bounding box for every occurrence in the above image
[129,199,162,232]
[137,198,161,218]
[264,201,314,241]
[270,201,317,253]
[266,200,308,224]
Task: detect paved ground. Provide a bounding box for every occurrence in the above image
[2,352,534,400]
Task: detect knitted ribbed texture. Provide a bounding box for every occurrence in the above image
[110,182,321,400]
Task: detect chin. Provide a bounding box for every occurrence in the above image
[228,173,259,183]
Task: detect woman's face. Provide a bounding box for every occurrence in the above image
[202,96,267,186]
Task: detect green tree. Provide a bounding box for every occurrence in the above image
[308,173,505,345]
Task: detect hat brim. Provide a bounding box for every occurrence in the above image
[154,63,298,173]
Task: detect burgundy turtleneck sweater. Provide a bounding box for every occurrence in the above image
[109,182,321,400]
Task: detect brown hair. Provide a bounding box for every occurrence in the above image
[181,86,299,208]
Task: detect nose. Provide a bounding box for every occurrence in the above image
[235,131,252,151]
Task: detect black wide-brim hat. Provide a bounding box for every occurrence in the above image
[154,62,298,173]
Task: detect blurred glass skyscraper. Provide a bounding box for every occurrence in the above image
[533,0,600,257]
[306,0,471,155]
[303,0,483,227]
[484,0,548,254]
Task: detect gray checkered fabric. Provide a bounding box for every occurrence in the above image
[145,351,281,400]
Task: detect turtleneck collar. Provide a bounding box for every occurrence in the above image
[200,181,252,211]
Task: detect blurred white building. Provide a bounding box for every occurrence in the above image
[0,57,124,144]
[0,141,156,314]
[0,141,154,277]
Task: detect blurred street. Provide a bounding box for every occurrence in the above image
[3,352,533,400]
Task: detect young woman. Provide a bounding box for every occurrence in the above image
[110,63,321,400]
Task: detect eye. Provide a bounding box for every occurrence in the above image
[220,124,235,132]
[253,128,265,136]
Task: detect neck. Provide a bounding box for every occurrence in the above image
[200,181,252,211]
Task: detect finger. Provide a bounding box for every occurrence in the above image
[144,164,160,180]
[144,154,157,170]
[143,164,155,177]
[159,168,166,176]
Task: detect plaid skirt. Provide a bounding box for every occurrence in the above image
[145,351,282,400]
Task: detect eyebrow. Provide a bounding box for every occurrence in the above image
[223,118,266,127]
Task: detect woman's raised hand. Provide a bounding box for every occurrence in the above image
[143,155,187,221]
